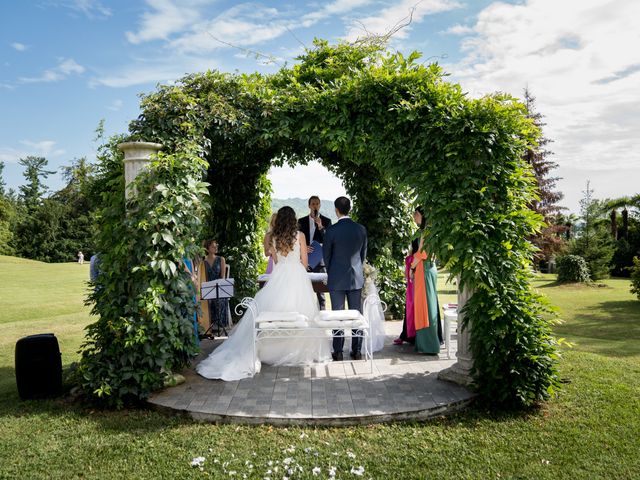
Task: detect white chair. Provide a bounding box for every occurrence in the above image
[442,305,458,359]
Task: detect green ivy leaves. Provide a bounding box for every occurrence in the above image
[85,39,561,409]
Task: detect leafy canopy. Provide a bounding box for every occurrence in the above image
[83,39,561,408]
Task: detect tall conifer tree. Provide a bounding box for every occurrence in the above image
[523,88,566,269]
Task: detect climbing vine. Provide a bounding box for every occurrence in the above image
[79,138,209,406]
[82,39,561,408]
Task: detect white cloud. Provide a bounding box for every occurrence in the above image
[0,140,65,164]
[344,0,463,42]
[19,140,65,157]
[58,58,85,75]
[11,42,28,51]
[0,147,24,164]
[300,0,374,27]
[90,56,218,88]
[125,0,211,44]
[107,99,123,111]
[19,58,85,83]
[127,0,373,55]
[441,23,473,35]
[53,0,112,19]
[168,4,288,54]
[444,0,640,209]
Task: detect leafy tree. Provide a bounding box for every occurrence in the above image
[0,160,6,196]
[18,156,55,211]
[0,161,15,254]
[630,256,640,300]
[522,89,566,270]
[15,157,98,262]
[604,195,640,277]
[14,198,67,261]
[569,181,615,280]
[0,196,17,255]
[52,157,98,259]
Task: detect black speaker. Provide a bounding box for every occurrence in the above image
[15,333,62,400]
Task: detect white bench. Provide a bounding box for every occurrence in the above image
[235,297,375,374]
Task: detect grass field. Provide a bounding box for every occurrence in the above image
[0,255,638,479]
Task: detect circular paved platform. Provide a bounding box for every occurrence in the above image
[148,321,474,425]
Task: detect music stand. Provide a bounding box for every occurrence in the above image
[201,278,234,337]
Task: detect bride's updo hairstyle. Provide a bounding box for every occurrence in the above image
[273,206,298,254]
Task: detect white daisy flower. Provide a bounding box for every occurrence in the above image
[351,466,365,476]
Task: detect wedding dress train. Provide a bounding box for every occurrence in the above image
[196,233,331,381]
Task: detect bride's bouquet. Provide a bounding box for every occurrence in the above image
[363,261,378,296]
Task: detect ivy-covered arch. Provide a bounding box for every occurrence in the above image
[81,40,561,409]
[128,60,415,316]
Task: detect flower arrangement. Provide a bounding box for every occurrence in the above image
[363,261,378,295]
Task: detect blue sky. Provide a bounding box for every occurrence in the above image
[2,0,639,212]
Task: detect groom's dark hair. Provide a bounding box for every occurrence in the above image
[334,196,351,215]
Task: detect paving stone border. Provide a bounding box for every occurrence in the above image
[148,321,475,425]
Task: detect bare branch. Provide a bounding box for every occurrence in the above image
[353,0,420,46]
[285,26,307,51]
[205,32,282,67]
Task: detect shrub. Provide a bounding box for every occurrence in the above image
[557,255,590,283]
[630,256,640,300]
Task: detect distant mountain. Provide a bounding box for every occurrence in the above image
[271,198,338,223]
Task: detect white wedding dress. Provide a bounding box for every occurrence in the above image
[196,233,331,381]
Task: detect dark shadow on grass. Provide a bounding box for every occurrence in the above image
[537,280,564,288]
[554,299,640,357]
[439,289,457,295]
[536,280,598,289]
[0,364,191,434]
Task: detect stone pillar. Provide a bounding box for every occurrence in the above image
[438,283,474,386]
[117,141,163,199]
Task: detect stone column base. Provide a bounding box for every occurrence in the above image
[438,362,474,387]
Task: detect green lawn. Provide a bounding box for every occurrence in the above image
[0,255,638,479]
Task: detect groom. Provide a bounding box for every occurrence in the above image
[322,196,368,361]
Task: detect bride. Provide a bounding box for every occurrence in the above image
[196,206,331,381]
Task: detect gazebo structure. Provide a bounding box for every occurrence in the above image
[79,40,561,411]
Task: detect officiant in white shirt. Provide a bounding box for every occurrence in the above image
[298,195,332,310]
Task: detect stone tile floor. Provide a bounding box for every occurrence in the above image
[148,320,474,425]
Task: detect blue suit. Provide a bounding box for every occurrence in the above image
[322,217,368,355]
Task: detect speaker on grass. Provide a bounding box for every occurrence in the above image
[15,333,62,400]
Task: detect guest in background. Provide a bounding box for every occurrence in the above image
[263,213,277,274]
[197,239,229,336]
[77,251,84,264]
[183,257,199,346]
[394,208,424,345]
[89,253,101,282]
[407,207,443,354]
